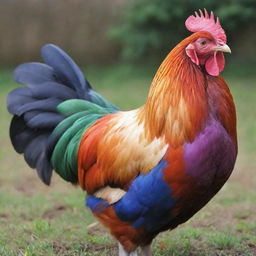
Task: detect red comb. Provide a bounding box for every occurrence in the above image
[185,9,226,43]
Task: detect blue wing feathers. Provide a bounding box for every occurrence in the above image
[114,160,177,232]
[87,160,177,232]
[86,197,109,214]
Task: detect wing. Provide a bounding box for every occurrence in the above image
[77,109,168,195]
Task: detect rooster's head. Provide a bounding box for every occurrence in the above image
[185,9,231,76]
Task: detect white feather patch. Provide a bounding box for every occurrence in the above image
[94,186,126,204]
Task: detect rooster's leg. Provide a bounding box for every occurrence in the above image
[118,243,138,256]
[141,244,152,256]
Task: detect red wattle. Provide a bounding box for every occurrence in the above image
[205,52,225,76]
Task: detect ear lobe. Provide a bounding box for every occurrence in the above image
[185,44,199,65]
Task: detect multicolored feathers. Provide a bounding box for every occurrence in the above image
[78,110,168,193]
[7,10,237,254]
[7,44,117,184]
[50,100,116,183]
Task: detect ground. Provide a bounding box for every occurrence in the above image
[0,61,255,256]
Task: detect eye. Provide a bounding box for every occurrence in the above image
[200,40,207,46]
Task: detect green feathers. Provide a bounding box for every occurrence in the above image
[51,99,116,182]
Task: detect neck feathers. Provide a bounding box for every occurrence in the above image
[139,35,208,145]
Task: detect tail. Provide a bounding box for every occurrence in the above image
[7,44,118,185]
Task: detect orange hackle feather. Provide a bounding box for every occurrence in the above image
[138,32,214,146]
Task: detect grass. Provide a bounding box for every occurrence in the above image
[0,60,255,256]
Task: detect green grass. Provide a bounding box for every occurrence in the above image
[0,61,255,256]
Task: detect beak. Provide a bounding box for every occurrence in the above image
[211,44,231,53]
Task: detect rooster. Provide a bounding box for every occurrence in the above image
[7,9,237,256]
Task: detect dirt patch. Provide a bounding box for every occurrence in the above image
[0,213,8,219]
[86,243,116,254]
[19,213,33,221]
[52,241,72,255]
[14,174,43,196]
[87,222,108,236]
[42,204,69,220]
[248,243,256,249]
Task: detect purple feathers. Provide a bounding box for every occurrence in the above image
[184,118,237,186]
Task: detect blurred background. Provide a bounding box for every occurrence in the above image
[0,1,255,255]
[0,0,255,66]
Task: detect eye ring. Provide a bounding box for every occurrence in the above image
[200,40,207,46]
